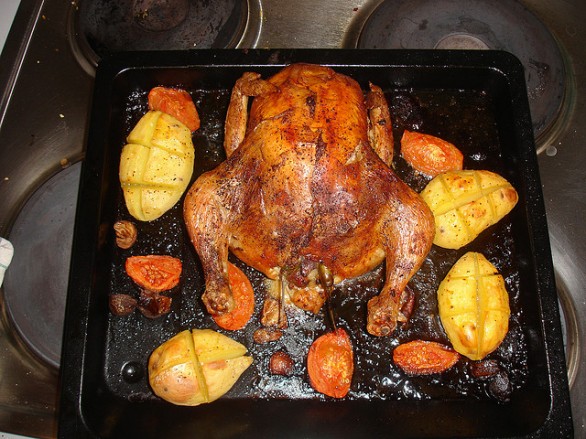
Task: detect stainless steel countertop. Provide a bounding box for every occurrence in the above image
[0,0,20,52]
[0,0,584,437]
[1,17,26,439]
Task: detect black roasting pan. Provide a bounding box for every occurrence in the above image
[58,49,572,438]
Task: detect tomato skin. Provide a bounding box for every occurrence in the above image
[125,255,182,292]
[307,328,354,398]
[400,130,463,177]
[148,86,200,132]
[393,340,460,375]
[213,263,255,331]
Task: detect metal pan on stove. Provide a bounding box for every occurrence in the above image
[58,49,572,438]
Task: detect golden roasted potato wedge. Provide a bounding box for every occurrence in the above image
[148,329,252,406]
[148,330,208,405]
[437,252,510,360]
[203,356,254,403]
[420,170,518,249]
[119,111,194,221]
[191,328,248,363]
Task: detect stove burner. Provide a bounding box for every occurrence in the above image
[73,0,249,67]
[3,162,81,368]
[434,33,489,50]
[557,273,580,389]
[133,0,190,32]
[356,0,569,144]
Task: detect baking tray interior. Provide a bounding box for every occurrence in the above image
[58,49,572,438]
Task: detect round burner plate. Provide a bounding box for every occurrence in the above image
[357,0,567,141]
[4,162,81,368]
[74,0,250,66]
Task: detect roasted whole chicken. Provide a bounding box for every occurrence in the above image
[184,64,435,336]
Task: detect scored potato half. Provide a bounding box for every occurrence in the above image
[420,170,518,249]
[437,252,510,361]
[148,329,253,406]
[119,110,195,221]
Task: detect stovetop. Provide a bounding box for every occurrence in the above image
[0,0,583,437]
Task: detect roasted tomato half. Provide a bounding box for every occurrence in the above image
[393,339,460,375]
[148,86,200,132]
[307,328,354,398]
[125,255,182,292]
[213,262,255,331]
[400,130,463,177]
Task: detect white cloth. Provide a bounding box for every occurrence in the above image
[0,237,14,287]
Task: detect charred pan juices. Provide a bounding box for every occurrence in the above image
[114,64,521,405]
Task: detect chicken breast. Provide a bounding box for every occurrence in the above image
[184,63,434,336]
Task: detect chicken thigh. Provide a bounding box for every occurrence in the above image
[184,63,434,336]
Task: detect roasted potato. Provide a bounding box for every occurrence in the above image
[148,329,253,406]
[119,110,195,221]
[420,170,518,249]
[437,252,510,360]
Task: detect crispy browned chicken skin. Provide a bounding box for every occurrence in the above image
[184,63,434,336]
